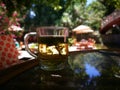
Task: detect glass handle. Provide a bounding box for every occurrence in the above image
[24,32,37,58]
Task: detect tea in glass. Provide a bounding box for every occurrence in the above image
[37,27,69,71]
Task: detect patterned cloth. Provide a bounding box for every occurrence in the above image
[0,35,19,70]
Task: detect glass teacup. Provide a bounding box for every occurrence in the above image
[24,26,69,71]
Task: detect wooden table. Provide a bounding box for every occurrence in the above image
[0,50,120,90]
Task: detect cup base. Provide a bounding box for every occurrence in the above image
[39,58,68,71]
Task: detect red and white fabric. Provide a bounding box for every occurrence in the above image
[0,35,19,70]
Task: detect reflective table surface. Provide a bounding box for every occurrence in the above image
[0,50,120,90]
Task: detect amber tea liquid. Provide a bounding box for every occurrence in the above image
[38,36,68,71]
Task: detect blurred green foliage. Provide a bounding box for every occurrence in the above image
[1,0,120,31]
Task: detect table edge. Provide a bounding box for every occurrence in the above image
[0,59,39,85]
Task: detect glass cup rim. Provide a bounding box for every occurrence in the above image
[36,26,68,30]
